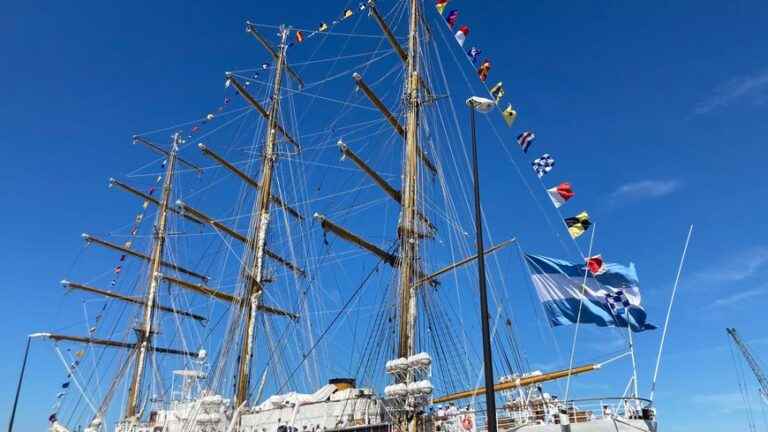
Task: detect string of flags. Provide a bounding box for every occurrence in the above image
[438,3,499,89]
[209,4,377,140]
[189,7,605,342]
[290,3,368,46]
[50,165,165,423]
[220,3,597,245]
[49,348,85,424]
[110,181,157,288]
[179,95,232,142]
[435,1,598,243]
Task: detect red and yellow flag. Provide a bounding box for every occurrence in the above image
[436,0,449,15]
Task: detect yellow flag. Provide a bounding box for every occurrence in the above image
[319,22,329,32]
[502,104,517,127]
[565,211,592,239]
[342,9,354,20]
[568,225,586,239]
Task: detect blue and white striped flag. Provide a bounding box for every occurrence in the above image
[525,254,656,332]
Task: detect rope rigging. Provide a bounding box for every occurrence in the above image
[35,1,638,429]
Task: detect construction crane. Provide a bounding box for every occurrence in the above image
[727,327,768,406]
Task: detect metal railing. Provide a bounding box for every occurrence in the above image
[427,397,655,431]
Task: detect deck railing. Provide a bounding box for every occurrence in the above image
[428,397,655,431]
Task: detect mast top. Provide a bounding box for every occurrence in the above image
[245,21,304,89]
[132,135,202,175]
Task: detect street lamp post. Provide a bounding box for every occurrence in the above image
[466,96,497,432]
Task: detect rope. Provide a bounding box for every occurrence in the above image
[53,345,99,416]
[247,22,396,40]
[598,351,632,368]
[276,247,391,394]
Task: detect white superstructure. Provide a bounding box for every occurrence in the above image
[108,379,388,432]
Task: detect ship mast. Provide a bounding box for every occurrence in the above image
[398,0,421,366]
[124,132,181,420]
[397,2,422,432]
[234,25,290,408]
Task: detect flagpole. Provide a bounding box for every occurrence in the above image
[7,337,31,432]
[650,224,694,402]
[627,324,639,398]
[468,100,497,432]
[564,224,597,404]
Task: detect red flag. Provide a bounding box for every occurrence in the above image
[436,0,449,14]
[547,182,575,208]
[586,255,605,275]
[455,25,470,47]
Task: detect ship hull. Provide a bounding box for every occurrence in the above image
[505,418,656,432]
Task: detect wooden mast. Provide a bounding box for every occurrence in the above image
[234,25,290,408]
[397,2,421,431]
[397,0,421,365]
[124,132,180,420]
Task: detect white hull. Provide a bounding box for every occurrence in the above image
[112,382,388,432]
[509,418,656,432]
[103,379,656,432]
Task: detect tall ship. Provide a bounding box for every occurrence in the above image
[9,1,665,431]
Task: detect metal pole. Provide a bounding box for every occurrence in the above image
[650,224,693,402]
[469,105,497,432]
[627,325,639,398]
[7,337,31,432]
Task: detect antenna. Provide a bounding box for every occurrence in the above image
[650,225,694,402]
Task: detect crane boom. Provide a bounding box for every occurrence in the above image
[727,327,768,402]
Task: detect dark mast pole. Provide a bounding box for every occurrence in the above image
[8,336,32,432]
[469,102,497,432]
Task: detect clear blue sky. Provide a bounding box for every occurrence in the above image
[2,1,768,431]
